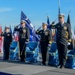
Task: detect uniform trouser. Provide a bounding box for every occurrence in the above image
[57,42,67,66]
[40,43,48,64]
[4,43,10,60]
[19,39,26,60]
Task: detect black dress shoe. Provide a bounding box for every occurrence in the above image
[56,64,61,68]
[60,65,64,69]
[56,65,61,68]
[3,58,8,61]
[43,63,46,66]
[41,62,46,66]
[20,59,25,62]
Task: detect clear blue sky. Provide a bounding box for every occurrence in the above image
[0,0,75,31]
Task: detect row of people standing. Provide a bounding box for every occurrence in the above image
[36,14,71,69]
[0,13,72,69]
[0,20,30,61]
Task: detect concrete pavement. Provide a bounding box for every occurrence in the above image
[0,53,75,75]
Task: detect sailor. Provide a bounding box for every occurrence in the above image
[36,23,52,65]
[14,20,30,62]
[51,14,71,68]
[1,27,12,60]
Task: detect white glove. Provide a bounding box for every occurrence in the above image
[48,44,51,47]
[25,42,28,44]
[68,42,71,45]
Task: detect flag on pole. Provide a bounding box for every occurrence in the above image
[47,16,50,25]
[74,27,75,40]
[58,0,61,15]
[47,16,51,29]
[67,12,73,39]
[13,26,19,42]
[47,16,56,40]
[21,11,39,41]
[74,27,75,35]
[67,13,72,37]
[0,26,3,53]
[0,26,2,34]
[67,13,71,25]
[21,11,34,29]
[13,32,19,41]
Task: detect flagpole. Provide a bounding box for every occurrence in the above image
[74,26,75,35]
[58,0,60,15]
[68,10,71,15]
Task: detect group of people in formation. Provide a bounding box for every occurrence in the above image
[0,13,72,69]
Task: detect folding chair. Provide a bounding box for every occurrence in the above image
[48,42,59,66]
[25,42,39,63]
[9,41,19,60]
[65,46,75,69]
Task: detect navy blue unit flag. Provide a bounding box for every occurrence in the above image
[67,13,71,25]
[21,11,39,41]
[47,16,50,29]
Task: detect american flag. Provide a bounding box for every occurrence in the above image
[0,26,3,53]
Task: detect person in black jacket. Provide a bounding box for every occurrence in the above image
[36,23,52,65]
[1,27,12,60]
[14,20,30,62]
[51,14,71,68]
